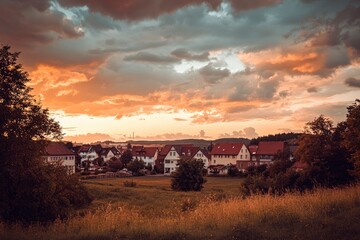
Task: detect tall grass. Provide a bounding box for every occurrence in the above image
[1,184,360,240]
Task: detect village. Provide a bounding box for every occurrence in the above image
[43,138,305,177]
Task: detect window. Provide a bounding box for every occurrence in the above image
[240,155,243,159]
[245,154,248,159]
[165,160,170,164]
[214,160,216,164]
[241,149,243,153]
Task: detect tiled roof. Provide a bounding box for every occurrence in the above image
[45,142,75,156]
[256,141,285,155]
[199,148,211,159]
[248,145,258,155]
[210,142,244,155]
[144,147,158,157]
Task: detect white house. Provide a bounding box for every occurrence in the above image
[131,146,159,167]
[100,147,120,161]
[163,145,209,175]
[78,144,102,166]
[192,148,211,168]
[210,142,251,171]
[43,142,76,174]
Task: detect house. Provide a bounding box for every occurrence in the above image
[163,144,196,175]
[131,146,159,167]
[100,147,120,162]
[43,142,76,174]
[248,145,258,162]
[156,145,173,173]
[255,141,285,166]
[210,142,251,171]
[191,148,211,169]
[78,144,103,167]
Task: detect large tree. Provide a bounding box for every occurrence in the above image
[0,45,91,223]
[342,99,360,179]
[295,115,352,186]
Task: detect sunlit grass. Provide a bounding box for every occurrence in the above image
[1,176,360,240]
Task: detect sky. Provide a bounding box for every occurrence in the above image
[1,0,360,143]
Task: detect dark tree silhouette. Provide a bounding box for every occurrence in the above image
[0,45,91,223]
[171,159,206,191]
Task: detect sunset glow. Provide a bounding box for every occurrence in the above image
[2,0,360,143]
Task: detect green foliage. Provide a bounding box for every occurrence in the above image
[171,159,206,191]
[127,158,145,175]
[0,45,91,223]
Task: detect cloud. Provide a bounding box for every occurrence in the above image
[174,118,188,121]
[123,52,180,64]
[307,86,319,93]
[58,0,282,21]
[219,127,259,139]
[171,48,209,61]
[0,0,83,49]
[199,63,230,83]
[64,133,116,143]
[135,130,211,140]
[345,77,360,88]
[292,102,348,124]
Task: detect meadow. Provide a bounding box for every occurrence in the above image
[1,176,360,240]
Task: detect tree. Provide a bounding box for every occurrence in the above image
[127,158,145,175]
[0,45,92,223]
[120,149,133,167]
[171,159,206,191]
[342,99,360,179]
[295,115,351,186]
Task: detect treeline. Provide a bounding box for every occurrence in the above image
[250,132,301,145]
[242,100,360,195]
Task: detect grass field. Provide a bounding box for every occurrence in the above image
[2,176,360,240]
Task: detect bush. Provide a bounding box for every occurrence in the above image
[127,159,145,176]
[123,180,137,187]
[171,159,207,191]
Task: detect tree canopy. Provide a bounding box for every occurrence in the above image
[0,45,91,223]
[171,159,206,191]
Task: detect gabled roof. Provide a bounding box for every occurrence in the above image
[45,142,75,156]
[199,148,211,159]
[78,144,91,153]
[144,147,158,157]
[210,142,244,155]
[256,141,285,155]
[248,145,258,155]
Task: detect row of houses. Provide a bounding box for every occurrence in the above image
[43,140,295,175]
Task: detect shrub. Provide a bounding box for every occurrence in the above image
[171,159,207,191]
[123,180,137,187]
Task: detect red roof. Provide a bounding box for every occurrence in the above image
[210,142,244,155]
[248,145,258,154]
[45,142,75,156]
[144,147,158,157]
[256,141,285,155]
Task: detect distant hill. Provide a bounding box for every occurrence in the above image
[127,138,250,148]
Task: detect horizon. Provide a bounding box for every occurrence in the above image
[2,0,360,143]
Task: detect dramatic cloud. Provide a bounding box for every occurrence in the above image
[171,48,209,61]
[123,52,180,64]
[345,77,360,88]
[199,64,230,83]
[58,0,282,21]
[1,0,360,140]
[0,0,83,49]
